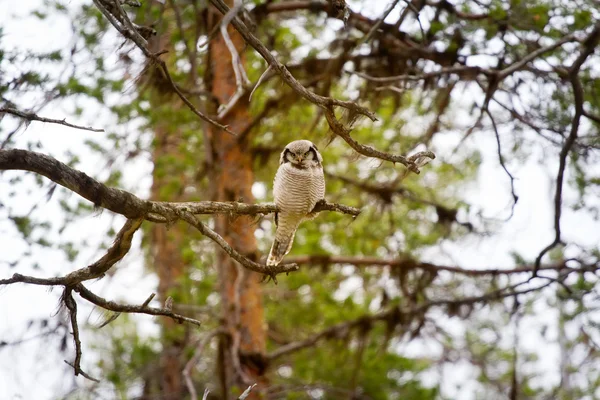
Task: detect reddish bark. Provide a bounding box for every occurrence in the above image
[206,4,267,397]
[146,24,191,399]
[149,121,190,400]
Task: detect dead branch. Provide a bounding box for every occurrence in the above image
[63,287,100,382]
[485,108,518,220]
[0,149,360,221]
[0,149,150,219]
[208,0,436,173]
[180,212,299,279]
[61,218,143,285]
[217,0,251,119]
[348,66,489,83]
[0,107,104,132]
[533,22,600,276]
[284,255,577,277]
[74,284,203,327]
[91,0,234,134]
[362,0,401,43]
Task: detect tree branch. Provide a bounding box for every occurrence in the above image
[91,0,234,134]
[284,255,573,276]
[208,0,435,173]
[74,284,203,327]
[62,218,143,284]
[1,149,359,281]
[0,149,360,221]
[180,212,299,280]
[533,22,600,276]
[0,149,151,219]
[267,277,559,361]
[0,107,104,132]
[62,287,100,382]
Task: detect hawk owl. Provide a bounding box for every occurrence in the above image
[267,140,325,266]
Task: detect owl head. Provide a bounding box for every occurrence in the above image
[280,140,323,168]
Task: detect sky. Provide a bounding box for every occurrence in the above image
[1,1,600,399]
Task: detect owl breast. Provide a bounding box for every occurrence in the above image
[274,164,325,215]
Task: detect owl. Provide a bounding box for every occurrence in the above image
[267,140,326,267]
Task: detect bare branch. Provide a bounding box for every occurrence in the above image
[533,22,600,276]
[61,218,143,285]
[96,311,121,329]
[0,149,150,219]
[91,0,234,134]
[239,384,258,400]
[180,212,299,279]
[74,284,203,327]
[0,149,360,221]
[324,111,436,173]
[485,108,518,220]
[217,0,251,119]
[348,66,488,83]
[1,272,58,286]
[362,0,401,43]
[285,255,575,276]
[249,64,272,103]
[0,107,104,133]
[496,33,579,79]
[63,288,100,382]
[141,293,156,308]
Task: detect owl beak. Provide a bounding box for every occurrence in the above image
[297,156,303,162]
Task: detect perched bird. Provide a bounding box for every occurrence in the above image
[267,140,325,266]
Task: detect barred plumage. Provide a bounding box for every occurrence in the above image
[267,140,325,267]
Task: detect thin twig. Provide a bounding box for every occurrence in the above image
[239,384,258,400]
[63,288,100,382]
[96,312,121,329]
[0,107,104,132]
[284,255,579,276]
[141,293,156,308]
[183,329,226,400]
[249,64,273,102]
[362,0,401,43]
[485,108,518,220]
[75,284,203,327]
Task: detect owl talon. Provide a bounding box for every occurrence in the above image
[260,273,278,284]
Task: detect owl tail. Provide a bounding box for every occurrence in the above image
[267,225,299,267]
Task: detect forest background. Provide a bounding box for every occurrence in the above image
[1,0,600,399]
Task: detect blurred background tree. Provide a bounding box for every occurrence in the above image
[2,0,600,399]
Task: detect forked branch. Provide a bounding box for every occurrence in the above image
[208,0,435,173]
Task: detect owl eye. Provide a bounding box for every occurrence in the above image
[304,151,310,157]
[283,150,295,163]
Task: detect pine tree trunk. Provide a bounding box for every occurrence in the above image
[206,3,267,397]
[146,26,190,400]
